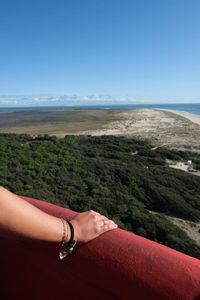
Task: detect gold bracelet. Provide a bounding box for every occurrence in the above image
[59,218,69,248]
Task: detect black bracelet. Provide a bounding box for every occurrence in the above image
[65,220,74,244]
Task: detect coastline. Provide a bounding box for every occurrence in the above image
[155,109,200,126]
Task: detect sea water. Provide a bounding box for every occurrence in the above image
[0,103,200,116]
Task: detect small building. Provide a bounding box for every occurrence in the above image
[186,160,192,166]
[186,160,193,171]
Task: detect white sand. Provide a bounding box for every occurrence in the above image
[156,109,200,126]
[76,108,200,149]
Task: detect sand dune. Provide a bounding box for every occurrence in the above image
[78,109,200,149]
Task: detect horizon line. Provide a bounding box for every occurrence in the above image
[1,101,200,109]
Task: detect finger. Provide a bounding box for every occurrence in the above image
[97,216,109,224]
[97,217,112,226]
[101,220,118,231]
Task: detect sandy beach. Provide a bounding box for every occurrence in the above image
[156,109,200,126]
[77,108,200,150]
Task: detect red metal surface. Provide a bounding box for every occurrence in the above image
[0,196,200,300]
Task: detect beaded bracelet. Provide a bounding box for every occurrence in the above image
[59,218,69,249]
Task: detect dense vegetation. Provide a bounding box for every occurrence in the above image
[0,133,200,259]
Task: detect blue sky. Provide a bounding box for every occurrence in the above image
[0,0,200,104]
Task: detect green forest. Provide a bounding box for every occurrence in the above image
[0,133,200,259]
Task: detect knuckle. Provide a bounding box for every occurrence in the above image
[94,215,99,221]
[95,226,100,234]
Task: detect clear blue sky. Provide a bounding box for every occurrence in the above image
[0,0,200,103]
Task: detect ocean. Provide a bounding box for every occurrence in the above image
[1,103,200,116]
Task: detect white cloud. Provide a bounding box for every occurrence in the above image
[0,95,199,107]
[0,94,138,107]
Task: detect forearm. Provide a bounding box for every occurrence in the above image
[0,186,67,243]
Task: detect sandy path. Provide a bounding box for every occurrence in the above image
[149,210,200,246]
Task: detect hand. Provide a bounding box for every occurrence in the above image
[70,210,118,244]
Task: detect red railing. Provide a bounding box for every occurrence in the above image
[0,196,200,300]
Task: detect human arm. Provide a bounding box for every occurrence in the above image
[0,186,117,244]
